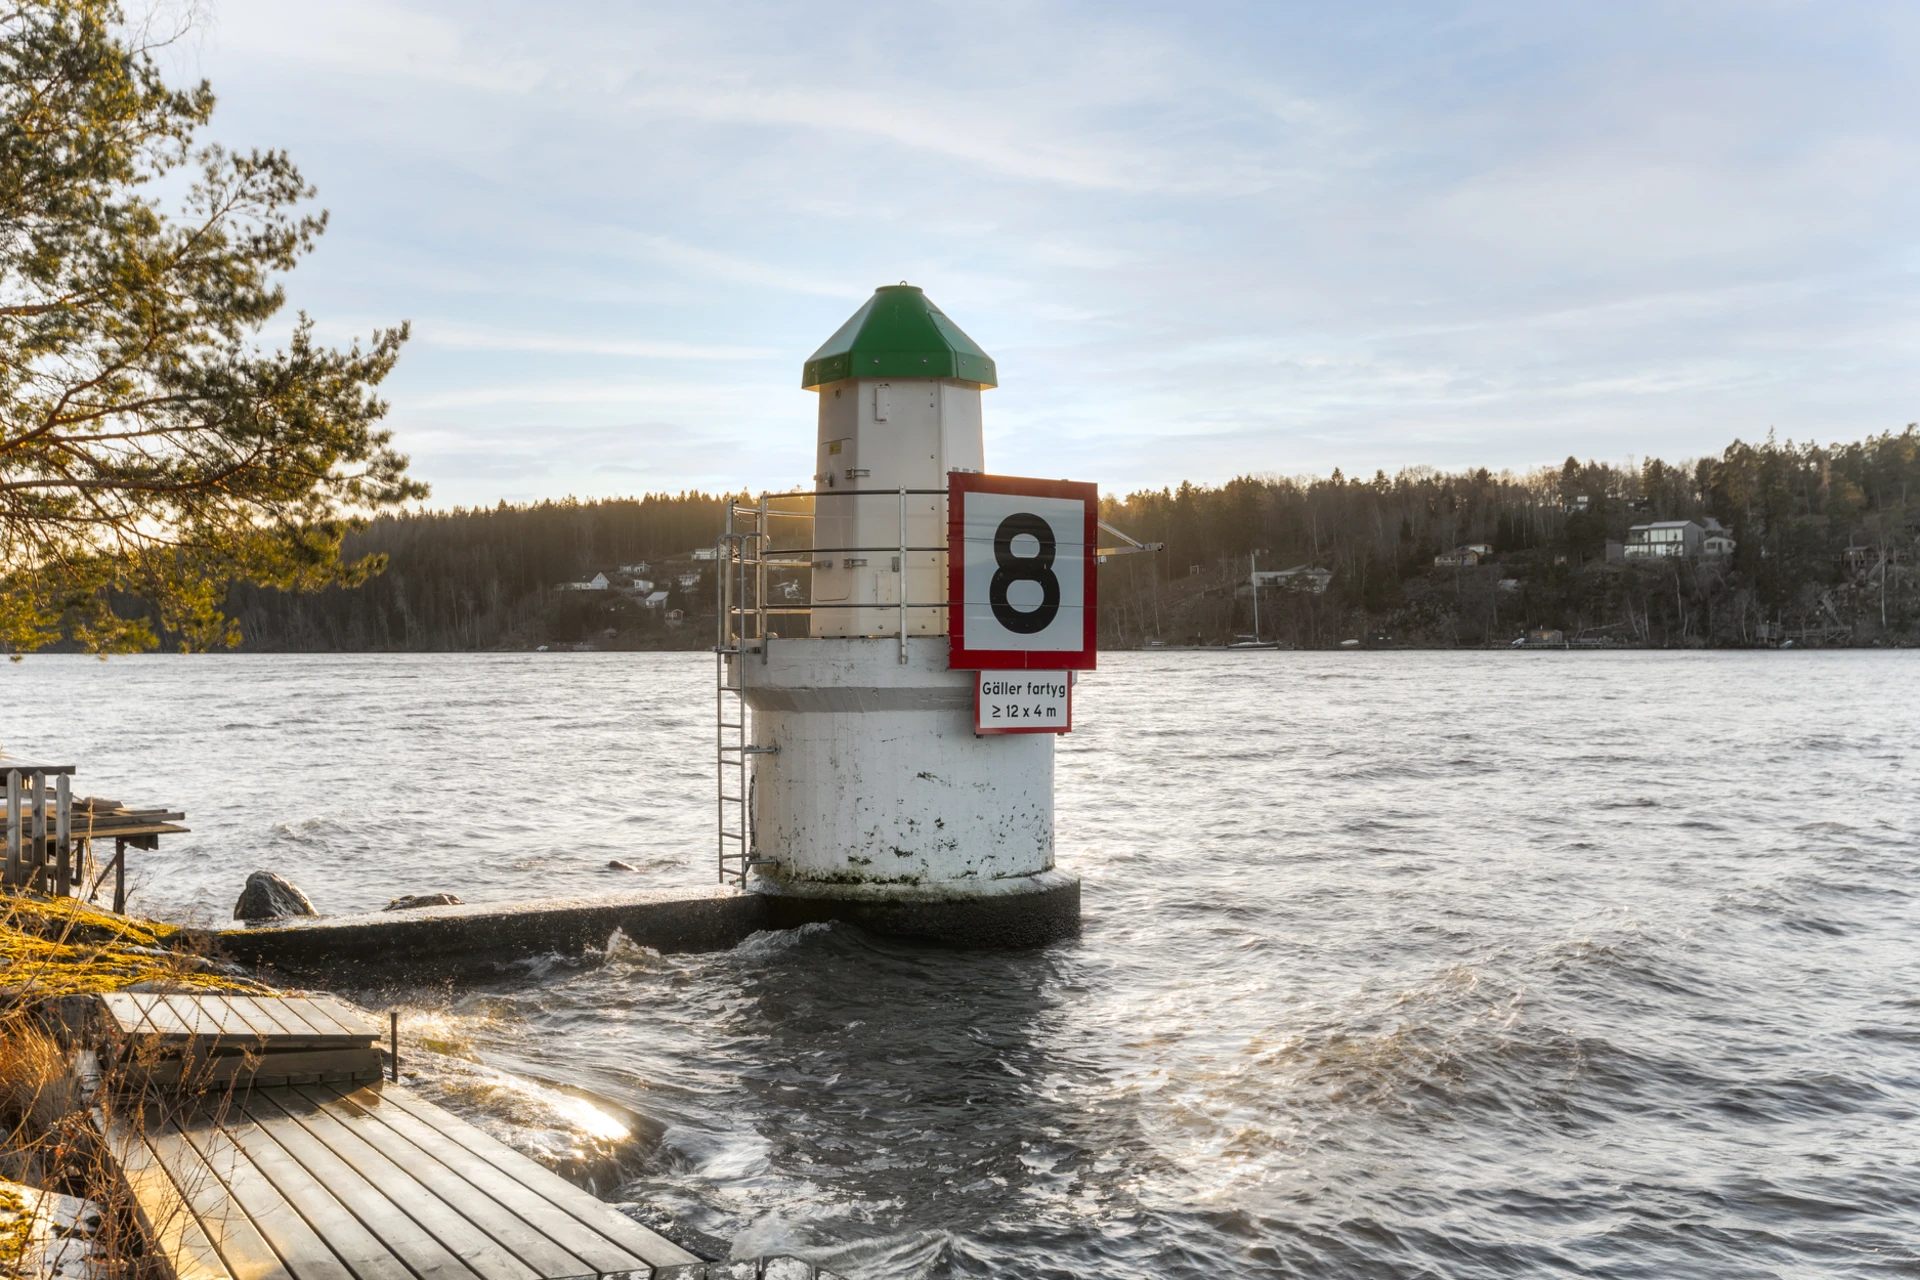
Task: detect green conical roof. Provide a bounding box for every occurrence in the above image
[802,284,997,390]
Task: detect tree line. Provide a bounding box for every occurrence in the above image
[1096,426,1920,648]
[203,426,1920,652]
[220,494,731,651]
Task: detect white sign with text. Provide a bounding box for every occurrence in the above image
[975,671,1072,734]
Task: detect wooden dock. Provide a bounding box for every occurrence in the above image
[98,992,384,1091]
[3,751,189,909]
[87,993,701,1280]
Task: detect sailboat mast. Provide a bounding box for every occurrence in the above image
[1250,552,1259,643]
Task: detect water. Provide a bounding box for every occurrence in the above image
[5,651,1917,1277]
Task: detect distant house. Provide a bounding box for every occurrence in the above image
[1434,549,1480,568]
[559,572,610,591]
[1461,543,1493,557]
[677,571,701,589]
[1626,521,1733,560]
[1625,521,1700,558]
[642,590,670,609]
[628,578,655,594]
[1252,565,1332,595]
[620,562,651,575]
[690,547,717,562]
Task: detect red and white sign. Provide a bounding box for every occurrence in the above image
[947,472,1098,671]
[975,671,1072,734]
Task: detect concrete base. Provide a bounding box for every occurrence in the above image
[215,885,768,977]
[758,870,1080,950]
[213,874,1080,978]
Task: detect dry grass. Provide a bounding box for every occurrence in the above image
[0,1021,76,1192]
[1,890,274,1278]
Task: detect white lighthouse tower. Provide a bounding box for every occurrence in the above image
[719,284,1080,947]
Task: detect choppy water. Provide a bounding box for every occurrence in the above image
[5,651,1918,1277]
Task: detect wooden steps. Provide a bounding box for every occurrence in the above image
[99,993,385,1091]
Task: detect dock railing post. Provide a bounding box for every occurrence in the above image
[389,1009,400,1081]
[55,774,71,896]
[113,837,126,914]
[30,771,47,894]
[4,770,18,888]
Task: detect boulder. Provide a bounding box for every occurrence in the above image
[384,893,463,911]
[607,860,638,872]
[233,871,317,921]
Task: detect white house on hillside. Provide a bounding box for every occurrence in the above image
[559,572,610,591]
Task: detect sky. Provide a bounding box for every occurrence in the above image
[177,0,1919,507]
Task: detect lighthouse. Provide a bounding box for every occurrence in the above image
[718,284,1085,947]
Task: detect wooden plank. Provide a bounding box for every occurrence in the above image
[320,1088,654,1275]
[239,996,375,1045]
[97,992,145,1036]
[239,1090,488,1280]
[208,994,277,1041]
[159,994,230,1039]
[374,1087,699,1268]
[103,995,377,1050]
[227,996,303,1040]
[213,1102,420,1280]
[183,993,259,1041]
[287,1085,601,1280]
[102,990,184,1043]
[137,1107,295,1280]
[173,1112,358,1280]
[229,997,374,1047]
[300,997,381,1041]
[248,1089,550,1280]
[257,998,329,1038]
[124,1048,383,1091]
[98,1108,233,1280]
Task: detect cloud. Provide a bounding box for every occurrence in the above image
[418,321,774,361]
[195,0,1920,509]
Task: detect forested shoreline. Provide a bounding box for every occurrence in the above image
[192,426,1920,652]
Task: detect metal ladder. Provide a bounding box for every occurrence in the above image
[715,503,783,887]
[715,520,753,887]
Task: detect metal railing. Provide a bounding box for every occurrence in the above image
[712,487,953,886]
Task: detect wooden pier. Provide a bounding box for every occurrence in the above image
[86,993,701,1280]
[3,752,188,911]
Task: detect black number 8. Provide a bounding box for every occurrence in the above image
[990,513,1061,634]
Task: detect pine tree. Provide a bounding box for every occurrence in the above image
[1,0,423,654]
